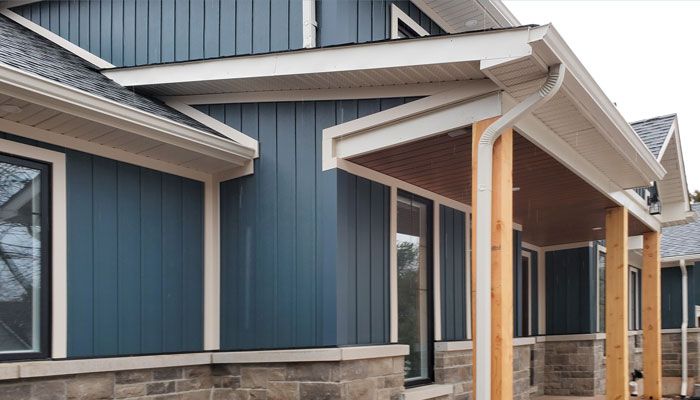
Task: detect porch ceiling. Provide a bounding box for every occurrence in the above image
[350,130,649,246]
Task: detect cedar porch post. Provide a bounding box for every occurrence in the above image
[642,231,662,399]
[471,117,513,400]
[605,206,630,400]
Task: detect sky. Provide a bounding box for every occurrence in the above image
[502,1,700,192]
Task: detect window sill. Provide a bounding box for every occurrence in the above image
[402,384,453,400]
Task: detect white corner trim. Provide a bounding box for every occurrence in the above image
[402,384,453,400]
[390,186,399,343]
[302,0,317,49]
[390,4,430,39]
[0,9,115,69]
[203,178,220,351]
[165,100,259,157]
[433,206,442,341]
[0,63,255,165]
[434,341,472,352]
[0,138,67,359]
[212,344,410,364]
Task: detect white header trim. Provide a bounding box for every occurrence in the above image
[390,4,430,39]
[0,138,67,359]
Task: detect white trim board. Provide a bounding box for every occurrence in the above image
[390,3,430,39]
[0,138,67,359]
[0,9,115,69]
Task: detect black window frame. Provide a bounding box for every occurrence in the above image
[0,152,51,362]
[396,190,434,387]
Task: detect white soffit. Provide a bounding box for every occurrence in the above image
[412,0,517,33]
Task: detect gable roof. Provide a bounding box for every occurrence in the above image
[0,14,225,139]
[630,114,676,159]
[662,203,700,259]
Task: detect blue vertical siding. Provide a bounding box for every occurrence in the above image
[545,246,596,335]
[317,0,446,47]
[14,0,304,67]
[439,206,467,341]
[513,230,523,337]
[661,263,700,329]
[200,98,414,349]
[0,132,204,358]
[337,170,391,345]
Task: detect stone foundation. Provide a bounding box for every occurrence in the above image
[662,331,700,378]
[0,356,405,400]
[513,342,544,400]
[543,338,606,396]
[433,344,471,400]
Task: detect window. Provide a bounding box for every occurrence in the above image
[397,191,433,385]
[629,267,641,331]
[390,4,429,40]
[0,153,50,360]
[517,250,532,336]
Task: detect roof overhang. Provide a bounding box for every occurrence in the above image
[410,0,519,34]
[103,24,665,189]
[655,117,692,224]
[0,62,257,179]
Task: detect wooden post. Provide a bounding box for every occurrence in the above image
[605,206,629,400]
[642,231,662,399]
[471,117,513,400]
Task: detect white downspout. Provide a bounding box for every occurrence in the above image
[474,64,566,400]
[681,259,689,397]
[302,0,317,48]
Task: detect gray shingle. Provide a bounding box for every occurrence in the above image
[630,114,676,158]
[0,15,224,139]
[662,204,700,258]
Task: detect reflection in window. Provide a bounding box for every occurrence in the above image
[397,192,432,383]
[0,154,48,358]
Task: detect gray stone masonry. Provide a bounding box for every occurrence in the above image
[629,334,643,374]
[433,348,471,400]
[543,338,606,397]
[0,356,405,400]
[662,331,700,379]
[513,344,544,400]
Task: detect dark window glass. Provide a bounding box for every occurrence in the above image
[397,192,433,384]
[397,21,419,39]
[0,153,50,360]
[598,251,606,332]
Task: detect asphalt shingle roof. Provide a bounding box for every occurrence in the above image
[630,114,676,158]
[662,204,700,259]
[0,15,223,138]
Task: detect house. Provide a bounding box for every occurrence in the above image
[0,1,691,399]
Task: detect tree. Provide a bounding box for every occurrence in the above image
[690,190,700,204]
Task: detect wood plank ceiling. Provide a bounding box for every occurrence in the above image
[351,129,649,246]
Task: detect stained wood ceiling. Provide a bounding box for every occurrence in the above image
[351,129,649,246]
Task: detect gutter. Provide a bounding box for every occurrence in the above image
[681,259,689,397]
[473,63,566,399]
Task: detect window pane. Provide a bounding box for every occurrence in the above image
[598,251,606,332]
[397,194,431,382]
[0,158,44,354]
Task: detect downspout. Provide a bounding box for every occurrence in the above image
[474,64,566,400]
[681,259,689,397]
[302,0,317,48]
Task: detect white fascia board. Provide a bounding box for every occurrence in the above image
[0,63,256,165]
[663,254,700,264]
[0,9,115,69]
[323,82,501,169]
[660,201,695,227]
[103,27,540,87]
[512,98,661,233]
[533,25,666,184]
[161,82,463,105]
[166,100,259,157]
[656,117,678,161]
[664,122,691,213]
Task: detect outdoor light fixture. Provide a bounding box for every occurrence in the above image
[647,182,662,215]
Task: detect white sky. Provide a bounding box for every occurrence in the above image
[503,1,700,192]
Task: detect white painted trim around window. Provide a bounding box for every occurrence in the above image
[390,4,430,39]
[390,186,398,343]
[203,178,220,351]
[433,203,442,341]
[0,9,115,69]
[0,138,67,359]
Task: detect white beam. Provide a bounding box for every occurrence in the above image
[103,27,541,87]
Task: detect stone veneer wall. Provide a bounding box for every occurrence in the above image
[0,356,405,400]
[543,338,606,396]
[513,343,544,400]
[662,331,700,378]
[629,333,643,374]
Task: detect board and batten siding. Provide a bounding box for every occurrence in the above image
[0,132,205,358]
[13,0,304,67]
[337,170,391,345]
[439,205,467,341]
[545,246,597,335]
[318,0,445,47]
[198,98,415,350]
[661,263,700,329]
